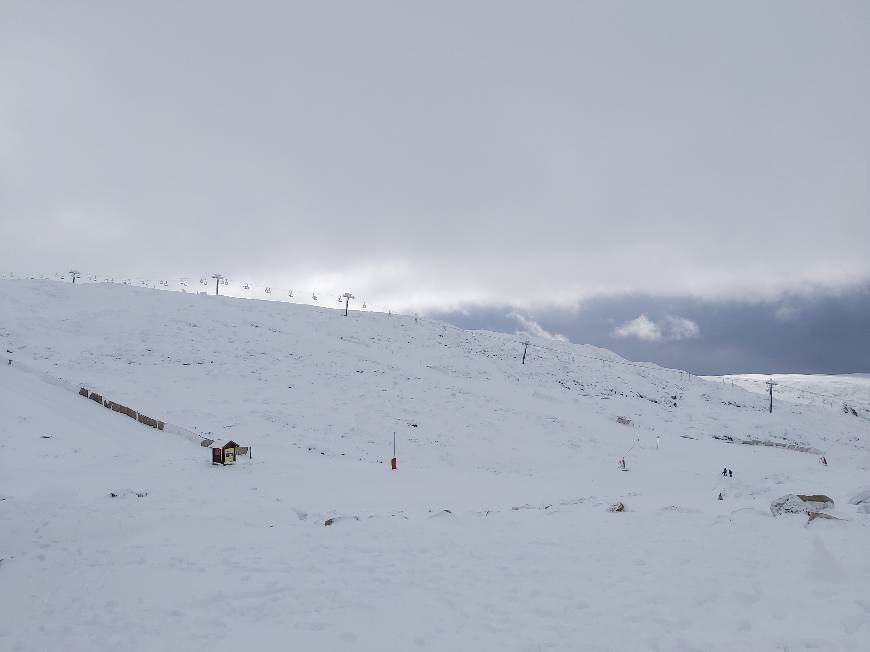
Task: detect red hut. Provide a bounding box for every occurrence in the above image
[212,440,239,465]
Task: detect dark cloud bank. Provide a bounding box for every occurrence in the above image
[431,288,870,376]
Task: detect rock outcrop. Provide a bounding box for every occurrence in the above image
[770,494,834,517]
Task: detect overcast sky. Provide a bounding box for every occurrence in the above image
[433,287,870,375]
[2,2,869,371]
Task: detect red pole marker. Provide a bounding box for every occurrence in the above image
[391,457,397,470]
[391,432,397,470]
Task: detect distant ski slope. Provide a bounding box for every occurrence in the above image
[706,373,870,419]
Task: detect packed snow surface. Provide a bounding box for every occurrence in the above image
[1,280,869,651]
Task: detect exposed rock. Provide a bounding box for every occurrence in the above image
[798,494,834,508]
[843,403,859,417]
[770,494,834,517]
[324,515,359,526]
[771,495,805,516]
[608,501,625,512]
[109,490,148,499]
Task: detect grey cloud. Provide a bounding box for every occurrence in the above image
[430,287,870,375]
[2,1,869,309]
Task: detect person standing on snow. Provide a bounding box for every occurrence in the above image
[656,435,661,449]
[722,467,727,477]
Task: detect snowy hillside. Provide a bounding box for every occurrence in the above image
[707,373,870,421]
[2,279,870,651]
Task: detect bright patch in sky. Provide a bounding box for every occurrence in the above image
[613,314,700,342]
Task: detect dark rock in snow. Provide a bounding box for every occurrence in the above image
[324,515,359,526]
[770,494,834,516]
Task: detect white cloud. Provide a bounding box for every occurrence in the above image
[663,315,700,340]
[613,314,663,341]
[612,314,700,342]
[509,312,569,342]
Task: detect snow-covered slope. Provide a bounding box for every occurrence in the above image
[2,279,870,651]
[707,373,870,420]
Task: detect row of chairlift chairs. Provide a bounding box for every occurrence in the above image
[204,278,367,308]
[53,273,368,309]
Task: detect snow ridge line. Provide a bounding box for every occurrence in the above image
[4,356,206,445]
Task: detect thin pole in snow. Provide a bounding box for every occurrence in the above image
[393,432,396,458]
[766,378,776,413]
[342,292,354,316]
[522,340,530,364]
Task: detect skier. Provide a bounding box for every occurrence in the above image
[656,435,661,449]
[728,469,733,478]
[722,467,727,477]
